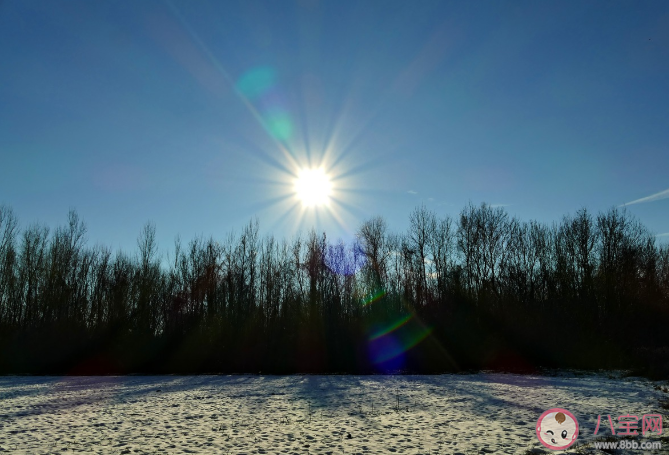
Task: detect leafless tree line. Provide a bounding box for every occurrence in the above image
[0,203,667,373]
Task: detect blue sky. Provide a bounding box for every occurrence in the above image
[1,0,668,254]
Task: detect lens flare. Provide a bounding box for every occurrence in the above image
[235,66,276,100]
[367,313,434,369]
[368,334,406,371]
[266,110,293,141]
[369,314,411,340]
[295,168,332,207]
[362,288,386,307]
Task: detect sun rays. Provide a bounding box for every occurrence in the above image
[160,1,400,239]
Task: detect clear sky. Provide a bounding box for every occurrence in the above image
[1,0,668,255]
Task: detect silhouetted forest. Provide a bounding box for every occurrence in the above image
[0,203,668,376]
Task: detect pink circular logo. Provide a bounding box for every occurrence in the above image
[536,408,579,450]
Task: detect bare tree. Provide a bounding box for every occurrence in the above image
[135,222,160,334]
[553,208,598,314]
[407,205,436,307]
[0,206,19,327]
[429,215,455,304]
[356,216,391,300]
[457,202,509,306]
[0,203,667,375]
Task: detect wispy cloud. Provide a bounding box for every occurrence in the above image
[621,188,669,206]
[407,190,418,195]
[490,203,512,208]
[656,232,669,238]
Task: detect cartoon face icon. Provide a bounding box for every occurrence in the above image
[536,408,579,450]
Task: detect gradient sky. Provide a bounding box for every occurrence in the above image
[1,0,668,256]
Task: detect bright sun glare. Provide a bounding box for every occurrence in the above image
[295,168,332,207]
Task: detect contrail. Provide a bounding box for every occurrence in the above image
[620,187,669,206]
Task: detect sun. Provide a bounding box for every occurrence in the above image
[294,167,332,207]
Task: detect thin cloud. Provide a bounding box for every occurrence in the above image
[490,203,512,208]
[656,232,669,238]
[621,188,669,206]
[407,190,418,195]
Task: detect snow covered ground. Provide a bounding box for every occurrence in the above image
[0,373,667,454]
